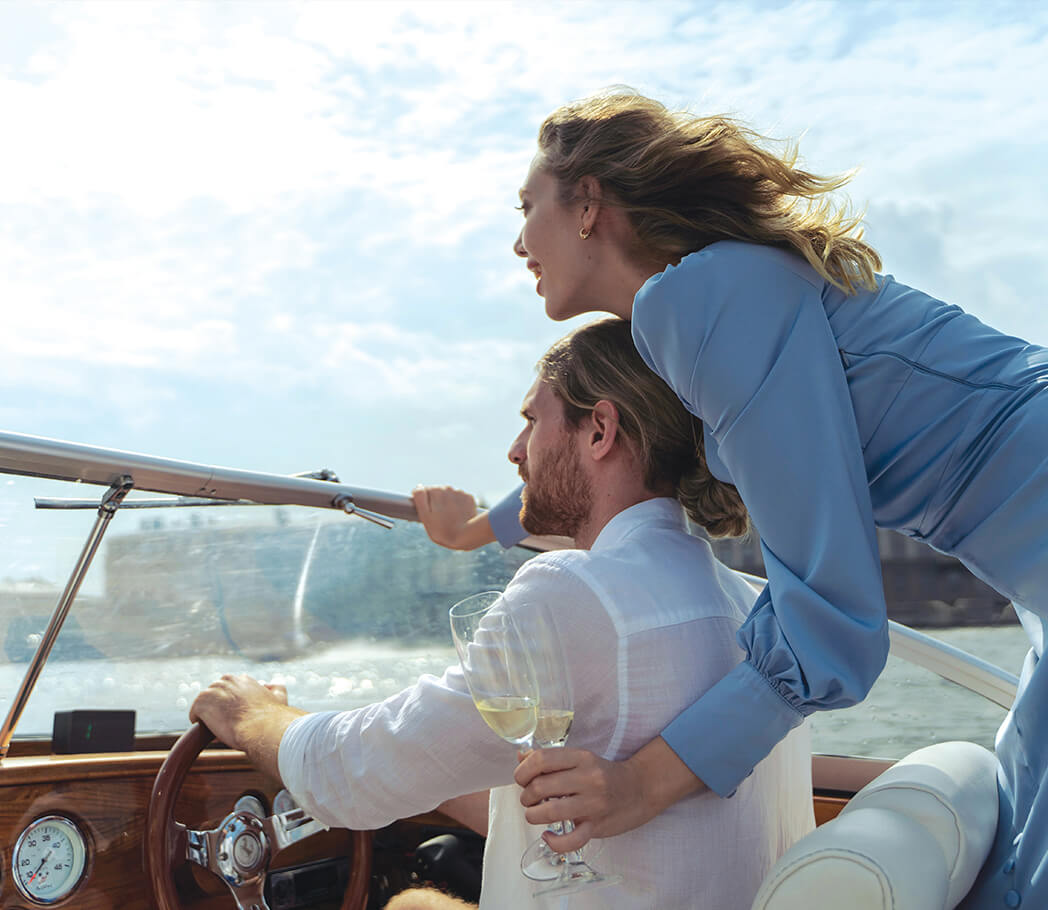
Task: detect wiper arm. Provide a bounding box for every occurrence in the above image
[34,467,394,528]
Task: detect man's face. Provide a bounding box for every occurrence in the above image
[507,378,592,538]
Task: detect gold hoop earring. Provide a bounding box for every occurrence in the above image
[579,227,591,240]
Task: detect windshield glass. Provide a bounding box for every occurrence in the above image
[0,472,1031,758]
[0,475,532,737]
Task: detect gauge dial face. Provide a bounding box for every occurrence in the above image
[272,789,298,816]
[234,794,267,819]
[13,816,87,904]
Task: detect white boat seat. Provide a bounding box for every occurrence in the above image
[752,740,999,910]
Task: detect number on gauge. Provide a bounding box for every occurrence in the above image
[13,815,88,904]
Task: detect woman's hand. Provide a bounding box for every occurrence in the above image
[412,485,495,550]
[514,738,707,852]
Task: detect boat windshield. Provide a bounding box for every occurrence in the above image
[0,473,533,738]
[0,459,1030,761]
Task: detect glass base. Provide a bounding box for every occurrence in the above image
[521,835,605,882]
[521,846,562,882]
[532,867,623,897]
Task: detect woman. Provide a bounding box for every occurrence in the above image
[418,91,1048,908]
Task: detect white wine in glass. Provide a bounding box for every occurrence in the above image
[532,708,574,746]
[475,695,540,744]
[450,591,538,750]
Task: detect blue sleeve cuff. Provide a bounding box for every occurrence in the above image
[661,660,805,797]
[486,485,527,548]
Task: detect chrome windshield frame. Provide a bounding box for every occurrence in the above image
[0,429,422,759]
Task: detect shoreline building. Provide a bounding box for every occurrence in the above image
[1,516,1015,664]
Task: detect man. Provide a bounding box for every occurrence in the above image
[191,318,814,909]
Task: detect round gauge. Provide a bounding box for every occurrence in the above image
[12,815,87,904]
[234,794,266,819]
[272,789,298,816]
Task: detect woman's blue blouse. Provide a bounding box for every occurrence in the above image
[490,240,1048,799]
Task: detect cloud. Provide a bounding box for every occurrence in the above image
[295,320,539,404]
[866,199,1048,340]
[0,0,1045,497]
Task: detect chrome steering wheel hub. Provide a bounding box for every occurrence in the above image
[214,812,270,887]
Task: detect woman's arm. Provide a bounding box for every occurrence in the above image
[514,737,704,851]
[633,244,889,796]
[412,486,496,550]
[412,484,540,550]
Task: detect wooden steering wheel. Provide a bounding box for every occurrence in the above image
[145,722,371,910]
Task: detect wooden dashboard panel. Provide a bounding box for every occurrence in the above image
[0,746,859,908]
[812,794,849,826]
[0,750,353,910]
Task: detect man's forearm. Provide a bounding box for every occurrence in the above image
[436,791,490,835]
[233,703,307,782]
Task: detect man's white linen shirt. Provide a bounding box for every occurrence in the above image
[278,498,814,909]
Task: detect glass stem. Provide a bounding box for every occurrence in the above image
[558,819,586,865]
[541,741,568,844]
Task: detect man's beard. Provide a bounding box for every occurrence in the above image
[519,434,592,538]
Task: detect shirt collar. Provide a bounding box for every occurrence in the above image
[591,497,688,552]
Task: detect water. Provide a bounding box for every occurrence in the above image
[809,624,1030,758]
[0,639,458,738]
[1,625,1031,761]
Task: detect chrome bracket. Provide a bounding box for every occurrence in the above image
[186,828,210,868]
[333,493,394,529]
[262,807,329,851]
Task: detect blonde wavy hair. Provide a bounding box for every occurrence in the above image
[538,89,882,293]
[538,318,749,538]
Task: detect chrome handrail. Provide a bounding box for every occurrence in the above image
[888,621,1017,709]
[0,430,417,519]
[736,572,1019,709]
[1,429,568,547]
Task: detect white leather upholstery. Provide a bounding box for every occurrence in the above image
[752,741,999,910]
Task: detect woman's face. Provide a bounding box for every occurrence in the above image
[513,156,596,321]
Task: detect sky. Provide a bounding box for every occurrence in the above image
[1,0,1046,510]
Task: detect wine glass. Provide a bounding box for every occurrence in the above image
[519,599,574,882]
[512,601,621,897]
[450,592,538,751]
[452,593,620,896]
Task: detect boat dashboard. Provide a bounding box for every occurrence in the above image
[0,736,897,909]
[0,736,478,910]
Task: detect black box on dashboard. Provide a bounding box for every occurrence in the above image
[52,709,136,754]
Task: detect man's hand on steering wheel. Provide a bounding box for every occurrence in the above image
[190,674,304,782]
